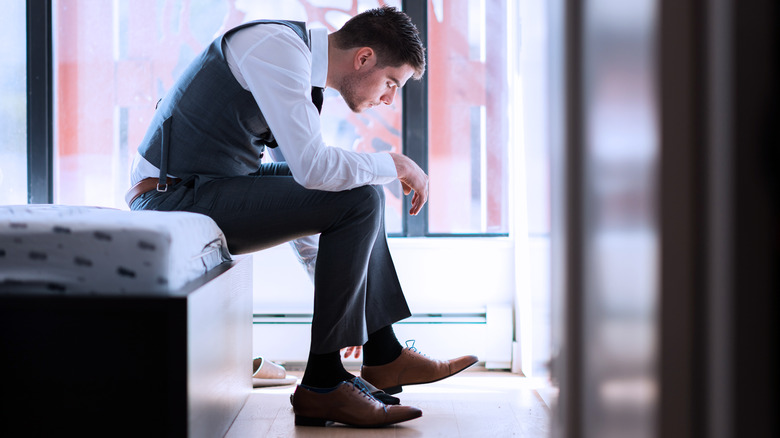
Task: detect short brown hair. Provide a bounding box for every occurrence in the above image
[332,6,426,79]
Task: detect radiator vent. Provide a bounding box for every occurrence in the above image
[252,305,512,369]
[253,312,487,325]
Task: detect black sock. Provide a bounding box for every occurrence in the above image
[301,351,354,389]
[362,325,404,366]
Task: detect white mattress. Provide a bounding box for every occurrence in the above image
[0,205,232,295]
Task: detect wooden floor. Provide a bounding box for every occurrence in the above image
[226,369,550,437]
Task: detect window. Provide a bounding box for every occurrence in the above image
[427,0,510,235]
[52,0,407,229]
[42,0,512,236]
[0,0,27,205]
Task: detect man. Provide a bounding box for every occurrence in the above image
[126,6,477,427]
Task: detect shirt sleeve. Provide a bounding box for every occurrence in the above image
[225,24,397,191]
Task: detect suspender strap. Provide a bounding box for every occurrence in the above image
[311,87,324,113]
[157,116,173,192]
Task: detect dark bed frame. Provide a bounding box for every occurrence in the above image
[0,255,253,438]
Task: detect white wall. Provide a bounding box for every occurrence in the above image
[250,237,517,366]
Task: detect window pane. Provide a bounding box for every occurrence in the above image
[53,0,402,233]
[0,0,27,204]
[427,0,510,234]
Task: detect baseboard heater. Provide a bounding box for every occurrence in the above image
[251,306,513,370]
[253,311,487,324]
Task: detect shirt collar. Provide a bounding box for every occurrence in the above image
[309,27,328,88]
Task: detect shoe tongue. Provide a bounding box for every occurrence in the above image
[348,378,384,403]
[348,377,371,394]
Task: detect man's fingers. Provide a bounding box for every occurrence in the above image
[406,183,429,215]
[341,345,362,359]
[410,191,425,215]
[399,171,428,215]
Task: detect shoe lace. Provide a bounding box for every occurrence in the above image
[352,377,387,411]
[405,339,429,358]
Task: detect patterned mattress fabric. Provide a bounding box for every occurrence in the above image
[0,205,232,295]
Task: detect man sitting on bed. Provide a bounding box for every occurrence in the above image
[126,6,477,428]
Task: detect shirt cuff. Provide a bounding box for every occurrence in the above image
[372,152,398,184]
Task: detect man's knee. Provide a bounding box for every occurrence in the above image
[345,185,384,225]
[353,185,383,210]
[371,185,386,203]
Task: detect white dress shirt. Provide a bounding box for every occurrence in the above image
[131,23,398,191]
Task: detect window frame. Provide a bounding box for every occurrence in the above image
[27,0,53,204]
[399,0,428,237]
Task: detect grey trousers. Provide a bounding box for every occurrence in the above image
[131,163,412,354]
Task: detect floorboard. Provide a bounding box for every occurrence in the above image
[226,370,550,437]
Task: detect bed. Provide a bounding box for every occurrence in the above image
[0,204,231,294]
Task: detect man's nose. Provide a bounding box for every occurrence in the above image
[380,87,396,105]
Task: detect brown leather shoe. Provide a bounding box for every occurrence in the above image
[360,347,479,394]
[291,380,422,427]
[289,376,400,406]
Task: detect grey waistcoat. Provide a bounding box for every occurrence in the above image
[137,20,309,179]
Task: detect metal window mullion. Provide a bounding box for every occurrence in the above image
[27,0,54,204]
[557,0,585,436]
[402,0,428,237]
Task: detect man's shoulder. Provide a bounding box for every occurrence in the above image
[225,20,311,60]
[229,20,307,43]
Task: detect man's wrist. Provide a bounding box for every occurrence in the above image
[389,152,408,179]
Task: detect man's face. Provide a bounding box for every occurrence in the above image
[339,63,415,113]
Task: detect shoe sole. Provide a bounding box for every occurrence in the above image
[295,410,423,428]
[381,356,479,395]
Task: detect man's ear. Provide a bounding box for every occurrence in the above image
[353,47,375,71]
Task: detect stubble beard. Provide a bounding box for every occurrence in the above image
[338,70,366,113]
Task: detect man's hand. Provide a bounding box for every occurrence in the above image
[341,346,362,359]
[389,153,429,216]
